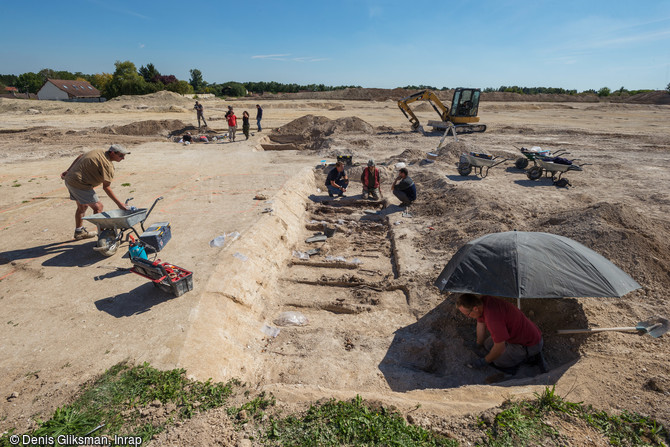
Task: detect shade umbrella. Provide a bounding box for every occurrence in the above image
[434,231,640,307]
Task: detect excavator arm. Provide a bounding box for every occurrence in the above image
[397,90,449,130]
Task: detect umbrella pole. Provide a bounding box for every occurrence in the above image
[517,297,521,309]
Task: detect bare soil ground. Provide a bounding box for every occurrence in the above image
[1,92,669,445]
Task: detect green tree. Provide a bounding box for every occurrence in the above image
[91,73,113,93]
[666,82,670,94]
[0,74,18,86]
[138,63,160,82]
[597,86,611,97]
[220,81,246,97]
[166,80,193,95]
[104,60,157,98]
[189,69,204,92]
[0,80,6,91]
[16,72,44,93]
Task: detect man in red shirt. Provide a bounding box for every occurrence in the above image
[457,293,545,374]
[226,106,237,142]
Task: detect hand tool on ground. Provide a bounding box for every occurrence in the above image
[557,316,668,338]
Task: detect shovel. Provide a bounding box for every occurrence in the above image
[557,316,668,338]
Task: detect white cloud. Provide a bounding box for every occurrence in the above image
[84,0,149,20]
[138,43,145,49]
[251,54,291,60]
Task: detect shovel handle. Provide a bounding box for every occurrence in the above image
[557,327,638,335]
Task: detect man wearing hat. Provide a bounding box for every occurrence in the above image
[360,159,381,200]
[61,144,130,240]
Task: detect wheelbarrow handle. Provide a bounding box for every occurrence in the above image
[140,196,164,232]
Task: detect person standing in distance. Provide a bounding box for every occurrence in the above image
[194,101,207,129]
[256,104,263,132]
[242,111,250,140]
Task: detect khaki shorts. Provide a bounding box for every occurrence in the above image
[66,182,99,205]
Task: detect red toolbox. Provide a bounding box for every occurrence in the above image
[130,258,193,297]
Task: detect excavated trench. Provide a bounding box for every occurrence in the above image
[257,193,584,393]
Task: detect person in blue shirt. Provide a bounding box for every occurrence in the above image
[391,168,416,206]
[325,161,349,197]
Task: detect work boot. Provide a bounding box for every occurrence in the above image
[74,228,97,240]
[527,352,549,374]
[362,192,369,200]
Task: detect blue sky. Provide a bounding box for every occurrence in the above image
[2,0,669,91]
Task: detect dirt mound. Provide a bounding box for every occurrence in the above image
[413,102,434,112]
[538,202,670,289]
[267,115,375,150]
[623,91,670,105]
[109,90,192,106]
[100,119,189,137]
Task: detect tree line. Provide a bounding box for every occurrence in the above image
[1,65,667,98]
[0,62,363,99]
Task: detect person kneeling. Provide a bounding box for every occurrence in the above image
[325,161,349,197]
[391,167,416,206]
[457,293,547,377]
[361,159,381,200]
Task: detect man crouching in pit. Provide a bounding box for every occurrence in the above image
[457,293,547,379]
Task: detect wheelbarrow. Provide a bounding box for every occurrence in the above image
[514,146,570,170]
[83,196,163,257]
[457,152,509,178]
[526,157,589,187]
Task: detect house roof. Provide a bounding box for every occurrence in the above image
[4,86,18,92]
[46,79,100,98]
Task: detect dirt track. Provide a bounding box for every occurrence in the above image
[1,93,669,443]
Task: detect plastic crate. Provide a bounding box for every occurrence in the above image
[131,258,193,297]
[139,222,171,253]
[337,155,353,166]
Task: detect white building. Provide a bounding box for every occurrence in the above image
[37,79,103,102]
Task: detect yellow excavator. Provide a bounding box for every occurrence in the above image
[397,88,486,134]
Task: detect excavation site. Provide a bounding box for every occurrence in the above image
[1,92,669,444]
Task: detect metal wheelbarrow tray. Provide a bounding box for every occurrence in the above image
[527,157,585,183]
[457,153,510,178]
[83,208,148,230]
[82,196,163,257]
[514,146,569,170]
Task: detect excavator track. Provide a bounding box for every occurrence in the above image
[426,120,487,134]
[454,123,487,134]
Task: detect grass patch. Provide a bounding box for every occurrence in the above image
[121,183,131,187]
[0,362,238,447]
[263,395,457,446]
[229,391,276,422]
[484,386,667,446]
[2,366,666,447]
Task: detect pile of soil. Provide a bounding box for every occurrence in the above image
[100,119,189,137]
[267,115,375,150]
[538,202,670,290]
[109,90,193,106]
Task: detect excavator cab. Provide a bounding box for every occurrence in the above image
[451,88,480,118]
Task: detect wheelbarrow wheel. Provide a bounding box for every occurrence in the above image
[458,162,472,176]
[527,166,543,180]
[96,237,118,257]
[515,157,529,169]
